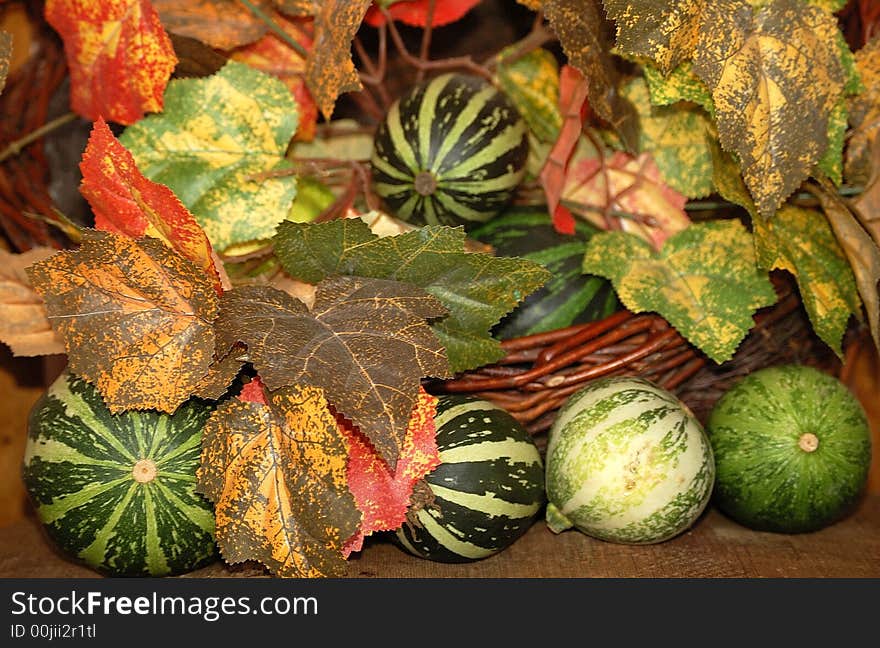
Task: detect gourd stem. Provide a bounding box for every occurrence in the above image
[132,459,158,484]
[798,433,819,453]
[414,171,437,196]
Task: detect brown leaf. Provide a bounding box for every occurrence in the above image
[274,0,316,16]
[215,276,449,467]
[0,248,65,357]
[192,343,246,401]
[0,30,11,95]
[27,230,218,413]
[853,135,880,249]
[305,0,373,120]
[198,383,359,577]
[153,0,270,50]
[168,32,228,79]
[846,36,880,185]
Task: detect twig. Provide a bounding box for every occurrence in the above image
[487,20,555,70]
[415,0,437,84]
[239,0,308,57]
[0,112,77,163]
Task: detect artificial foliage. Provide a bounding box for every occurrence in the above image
[1,0,879,577]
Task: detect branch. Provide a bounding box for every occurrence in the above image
[0,112,77,163]
[239,0,309,57]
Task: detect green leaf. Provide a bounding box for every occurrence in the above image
[119,61,299,253]
[754,205,860,356]
[495,47,563,143]
[583,221,777,363]
[273,219,551,373]
[816,98,848,186]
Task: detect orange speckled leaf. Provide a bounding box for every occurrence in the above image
[231,12,318,141]
[341,388,439,556]
[306,0,373,120]
[197,384,360,577]
[26,229,218,413]
[152,0,269,50]
[80,119,222,294]
[44,0,177,125]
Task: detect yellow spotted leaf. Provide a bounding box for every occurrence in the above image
[26,229,218,413]
[692,0,846,218]
[0,30,11,94]
[495,47,563,143]
[152,0,270,50]
[845,36,880,185]
[198,383,359,577]
[583,220,777,363]
[754,205,861,356]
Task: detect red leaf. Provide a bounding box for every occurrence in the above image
[364,0,481,28]
[540,65,590,234]
[239,374,269,404]
[44,0,177,124]
[341,388,439,556]
[79,119,223,294]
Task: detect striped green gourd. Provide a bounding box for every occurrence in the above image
[707,364,872,533]
[370,73,529,228]
[23,371,218,576]
[469,206,619,339]
[545,377,715,544]
[395,395,544,562]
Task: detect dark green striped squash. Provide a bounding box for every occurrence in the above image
[469,206,619,339]
[23,371,218,576]
[395,395,544,563]
[370,73,529,228]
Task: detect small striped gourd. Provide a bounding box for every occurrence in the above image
[545,377,715,544]
[395,395,544,562]
[469,206,619,339]
[23,371,218,576]
[370,73,529,228]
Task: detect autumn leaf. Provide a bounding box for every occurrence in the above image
[561,150,692,250]
[119,61,299,253]
[230,11,318,141]
[44,0,177,124]
[152,0,269,50]
[853,136,880,249]
[306,0,372,120]
[845,36,880,185]
[192,344,247,401]
[364,0,482,27]
[275,1,316,16]
[495,47,563,144]
[273,218,551,373]
[0,248,65,357]
[198,383,359,577]
[544,0,638,150]
[27,229,218,413]
[215,276,449,467]
[754,205,861,356]
[80,118,222,294]
[583,221,777,363]
[691,0,847,218]
[342,387,439,556]
[0,30,11,94]
[641,60,714,115]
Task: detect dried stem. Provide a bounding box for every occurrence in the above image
[415,0,437,83]
[239,0,308,57]
[0,112,77,164]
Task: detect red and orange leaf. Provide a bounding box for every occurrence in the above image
[151,0,269,50]
[231,12,318,141]
[341,388,439,556]
[44,0,177,125]
[26,229,218,413]
[197,384,360,578]
[80,118,222,294]
[364,0,482,28]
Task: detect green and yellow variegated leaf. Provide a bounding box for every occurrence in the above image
[642,60,715,115]
[119,61,299,253]
[754,205,860,356]
[495,47,562,143]
[621,76,714,198]
[817,98,848,186]
[583,220,777,363]
[709,136,757,217]
[692,0,846,219]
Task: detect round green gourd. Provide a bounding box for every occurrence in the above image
[23,371,218,576]
[469,206,619,339]
[395,394,545,562]
[370,73,529,229]
[545,376,715,544]
[707,364,872,533]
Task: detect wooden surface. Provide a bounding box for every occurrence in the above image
[1,495,879,579]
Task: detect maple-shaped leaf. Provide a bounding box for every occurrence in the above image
[198,383,359,577]
[27,229,218,413]
[691,0,846,218]
[544,0,638,151]
[561,150,692,250]
[845,36,880,185]
[306,0,372,120]
[152,0,269,50]
[754,205,861,357]
[495,47,563,144]
[621,76,714,199]
[0,248,65,357]
[583,221,777,363]
[119,61,299,253]
[215,276,449,466]
[230,11,318,141]
[0,30,11,95]
[342,387,439,556]
[44,0,177,125]
[364,0,482,27]
[80,119,222,294]
[273,219,551,373]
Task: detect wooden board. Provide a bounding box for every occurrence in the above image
[2,495,878,579]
